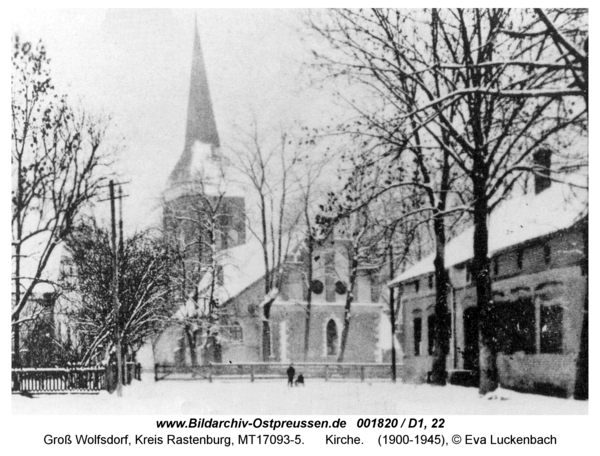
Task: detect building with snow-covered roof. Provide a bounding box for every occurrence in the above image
[151,22,386,369]
[153,235,387,365]
[390,169,587,397]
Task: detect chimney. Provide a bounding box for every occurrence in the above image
[533,149,552,194]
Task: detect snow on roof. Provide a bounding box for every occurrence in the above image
[217,237,268,303]
[21,242,65,295]
[389,183,587,286]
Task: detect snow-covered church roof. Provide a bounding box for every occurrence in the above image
[217,237,268,302]
[389,182,587,287]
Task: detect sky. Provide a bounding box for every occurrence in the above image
[11,9,334,233]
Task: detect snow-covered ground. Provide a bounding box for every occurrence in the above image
[12,374,587,415]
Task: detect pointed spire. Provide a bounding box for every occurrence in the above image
[168,18,220,187]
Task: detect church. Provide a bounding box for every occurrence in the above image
[152,23,387,367]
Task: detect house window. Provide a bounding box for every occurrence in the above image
[427,314,436,355]
[413,317,422,356]
[491,299,536,355]
[310,280,324,294]
[230,322,243,343]
[544,244,552,265]
[466,263,472,283]
[428,275,433,289]
[414,280,420,294]
[326,319,338,356]
[493,258,499,276]
[540,305,563,354]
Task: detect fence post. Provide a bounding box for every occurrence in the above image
[360,365,365,382]
[325,365,329,382]
[209,364,213,383]
[106,364,117,393]
[154,363,159,382]
[12,370,19,393]
[250,365,254,382]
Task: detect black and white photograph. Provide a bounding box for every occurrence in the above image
[11,7,588,423]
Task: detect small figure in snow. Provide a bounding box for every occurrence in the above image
[295,373,305,386]
[287,363,295,387]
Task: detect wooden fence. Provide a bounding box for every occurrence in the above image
[155,362,400,382]
[12,363,142,394]
[12,367,107,393]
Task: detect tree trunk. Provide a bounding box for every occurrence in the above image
[338,247,358,362]
[303,234,314,361]
[13,155,23,368]
[473,173,497,395]
[574,217,588,400]
[185,327,197,367]
[387,239,397,382]
[389,281,397,382]
[430,212,450,385]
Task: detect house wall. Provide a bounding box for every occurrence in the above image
[398,227,586,396]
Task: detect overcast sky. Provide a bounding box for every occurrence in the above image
[12,9,335,232]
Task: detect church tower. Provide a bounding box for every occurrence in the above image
[164,21,246,300]
[167,19,221,187]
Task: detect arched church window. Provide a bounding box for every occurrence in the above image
[230,322,243,343]
[326,319,338,356]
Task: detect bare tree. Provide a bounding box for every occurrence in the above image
[316,156,388,362]
[11,35,112,366]
[61,222,170,367]
[309,8,474,384]
[292,154,329,361]
[310,8,587,393]
[229,122,308,360]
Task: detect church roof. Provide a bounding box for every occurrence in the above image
[168,21,221,188]
[389,182,587,287]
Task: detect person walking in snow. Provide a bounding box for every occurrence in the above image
[286,363,295,387]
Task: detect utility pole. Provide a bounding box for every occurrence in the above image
[109,180,123,397]
[388,243,397,383]
[118,185,124,253]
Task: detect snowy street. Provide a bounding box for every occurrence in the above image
[12,374,587,415]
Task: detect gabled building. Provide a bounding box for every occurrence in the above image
[389,170,587,397]
[154,236,387,364]
[152,22,386,367]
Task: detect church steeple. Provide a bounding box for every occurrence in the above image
[168,19,220,187]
